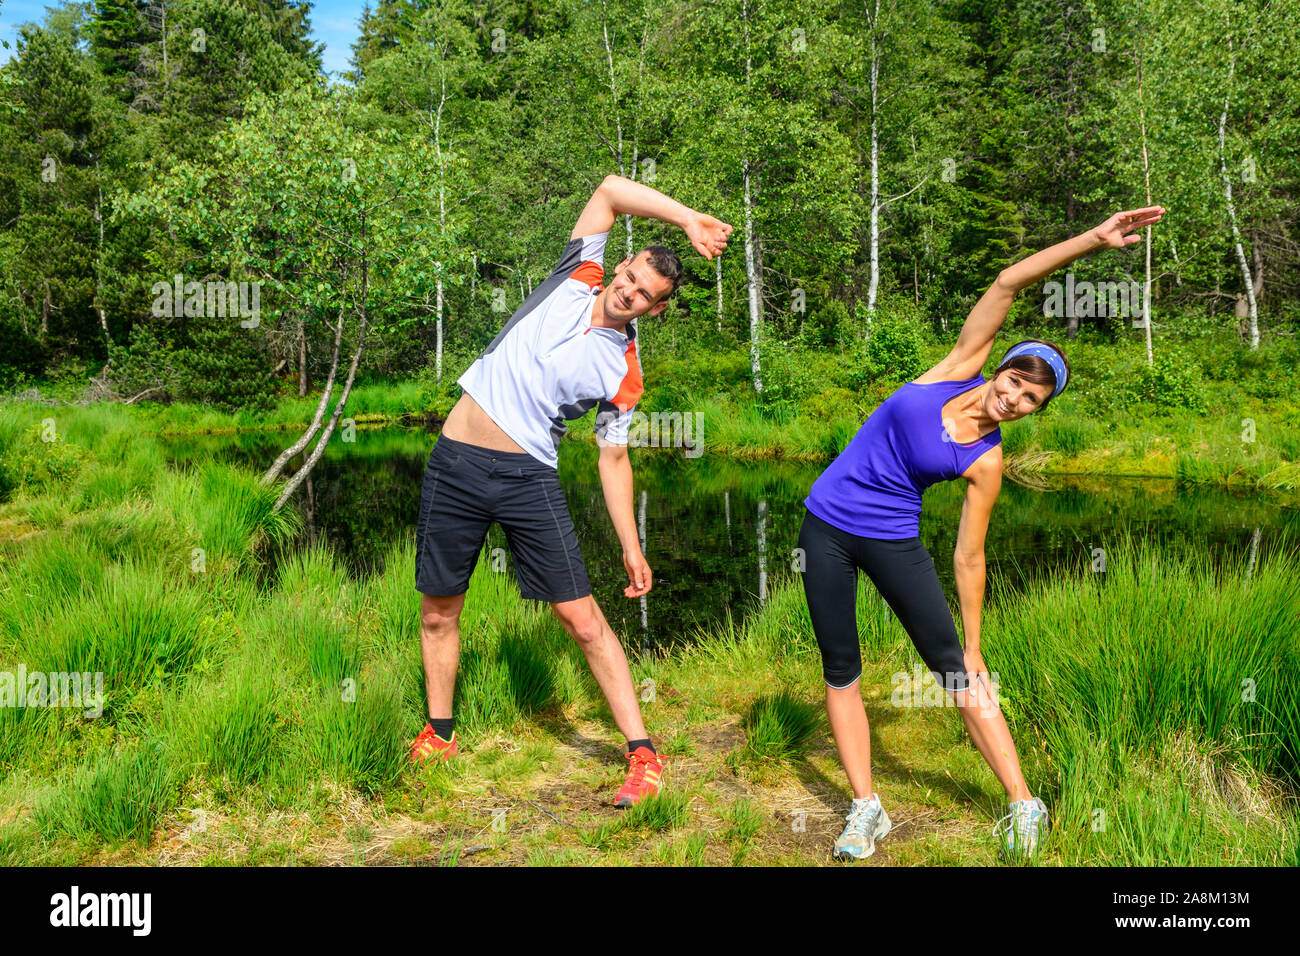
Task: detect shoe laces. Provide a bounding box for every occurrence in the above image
[994,799,1045,846]
[843,799,882,837]
[622,750,666,787]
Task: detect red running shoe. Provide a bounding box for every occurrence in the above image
[410,726,458,766]
[614,746,667,807]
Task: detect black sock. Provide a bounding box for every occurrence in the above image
[626,738,655,754]
[429,718,454,740]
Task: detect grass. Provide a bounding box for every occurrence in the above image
[737,691,822,765]
[37,741,181,846]
[0,394,1295,865]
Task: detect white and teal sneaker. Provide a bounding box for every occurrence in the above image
[993,797,1050,860]
[832,794,891,861]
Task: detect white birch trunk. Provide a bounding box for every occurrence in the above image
[435,276,444,383]
[724,490,732,549]
[744,159,762,394]
[434,67,449,381]
[1217,29,1259,349]
[742,0,761,393]
[1137,46,1155,366]
[716,256,723,334]
[263,295,346,485]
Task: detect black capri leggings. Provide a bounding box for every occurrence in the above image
[797,509,970,692]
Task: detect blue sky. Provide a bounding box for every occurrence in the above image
[0,0,369,78]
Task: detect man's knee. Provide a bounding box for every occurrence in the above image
[551,598,604,647]
[421,593,464,635]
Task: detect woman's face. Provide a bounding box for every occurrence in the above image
[987,369,1048,421]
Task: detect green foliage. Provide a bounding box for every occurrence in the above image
[844,308,930,390]
[755,338,820,421]
[0,314,47,389]
[172,313,275,413]
[104,323,179,402]
[415,346,478,418]
[0,421,91,502]
[802,298,851,348]
[1136,349,1208,414]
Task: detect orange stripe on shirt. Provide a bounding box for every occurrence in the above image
[570,260,604,289]
[611,341,643,412]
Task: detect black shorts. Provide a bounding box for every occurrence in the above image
[414,435,592,603]
[797,509,970,692]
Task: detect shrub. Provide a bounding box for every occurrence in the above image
[415,346,479,418]
[843,310,928,390]
[1136,350,1207,413]
[104,323,180,403]
[172,314,275,413]
[0,314,47,390]
[755,339,821,421]
[801,298,850,348]
[0,422,91,502]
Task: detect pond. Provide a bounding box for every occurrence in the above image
[160,423,1300,652]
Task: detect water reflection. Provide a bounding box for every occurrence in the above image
[159,425,1300,651]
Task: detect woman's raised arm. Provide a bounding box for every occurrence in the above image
[938,206,1165,380]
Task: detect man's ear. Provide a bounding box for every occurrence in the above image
[647,299,670,317]
[613,255,632,274]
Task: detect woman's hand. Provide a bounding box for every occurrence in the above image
[623,549,653,598]
[963,644,989,685]
[1093,206,1166,249]
[683,211,734,260]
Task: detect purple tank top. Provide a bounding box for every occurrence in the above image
[804,374,1001,539]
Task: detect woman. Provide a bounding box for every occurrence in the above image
[798,206,1165,861]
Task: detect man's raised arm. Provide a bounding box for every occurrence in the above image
[570,174,733,260]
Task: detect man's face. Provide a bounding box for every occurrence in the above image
[603,251,673,321]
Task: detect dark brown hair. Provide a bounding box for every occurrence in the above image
[638,245,684,300]
[993,338,1071,413]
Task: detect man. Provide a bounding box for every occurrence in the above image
[412,173,733,807]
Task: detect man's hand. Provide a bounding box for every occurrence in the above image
[1092,206,1165,249]
[963,643,988,684]
[683,211,734,260]
[623,549,653,598]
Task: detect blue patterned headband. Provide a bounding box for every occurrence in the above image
[998,342,1068,399]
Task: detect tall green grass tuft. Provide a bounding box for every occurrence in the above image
[38,741,181,846]
[18,561,213,712]
[740,691,822,763]
[22,561,212,707]
[624,790,691,831]
[0,704,52,774]
[191,672,283,788]
[298,670,409,794]
[983,529,1300,864]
